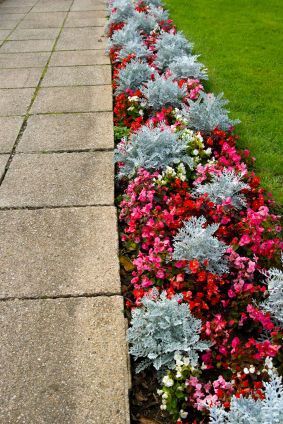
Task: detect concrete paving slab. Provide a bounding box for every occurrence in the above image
[0,88,33,116]
[18,11,67,29]
[0,51,49,68]
[0,20,17,30]
[8,28,60,40]
[0,151,114,207]
[0,206,120,297]
[49,49,110,66]
[0,39,54,52]
[0,116,23,152]
[18,112,114,151]
[65,11,106,27]
[66,10,106,19]
[56,27,107,50]
[0,6,31,13]
[0,29,10,40]
[0,13,25,20]
[0,154,8,179]
[0,67,42,88]
[0,296,129,424]
[31,85,112,113]
[42,65,111,86]
[32,1,72,13]
[71,0,107,11]
[2,0,37,5]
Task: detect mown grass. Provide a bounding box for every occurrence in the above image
[164,0,283,204]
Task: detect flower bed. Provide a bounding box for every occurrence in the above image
[107,0,283,422]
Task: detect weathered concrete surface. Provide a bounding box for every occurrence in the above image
[0,52,49,68]
[0,67,43,88]
[0,152,114,207]
[0,116,24,152]
[0,154,8,178]
[56,27,107,50]
[0,0,130,421]
[1,39,54,52]
[42,64,111,86]
[0,207,121,298]
[50,49,110,66]
[18,112,114,151]
[0,88,34,115]
[8,27,60,40]
[0,296,130,424]
[31,85,112,113]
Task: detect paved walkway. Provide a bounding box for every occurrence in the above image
[0,0,130,423]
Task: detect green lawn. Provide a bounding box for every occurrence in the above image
[164,0,283,205]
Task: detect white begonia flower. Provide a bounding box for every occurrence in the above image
[128,95,139,102]
[243,367,249,374]
[180,410,188,419]
[265,357,273,369]
[205,147,212,155]
[162,392,168,399]
[183,357,191,366]
[249,365,255,374]
[160,404,167,410]
[192,149,199,155]
[176,372,182,378]
[162,375,174,387]
[157,389,163,395]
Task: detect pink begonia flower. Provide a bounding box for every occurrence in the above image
[239,234,251,246]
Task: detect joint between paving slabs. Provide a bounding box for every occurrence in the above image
[0,0,76,188]
[0,291,122,303]
[0,203,115,211]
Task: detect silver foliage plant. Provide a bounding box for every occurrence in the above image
[182,91,240,132]
[127,11,157,34]
[128,290,211,372]
[109,23,142,49]
[172,216,229,275]
[169,54,208,80]
[141,75,186,110]
[155,31,194,70]
[209,370,283,424]
[148,5,169,21]
[118,39,150,61]
[115,124,194,178]
[115,60,156,94]
[108,0,135,24]
[261,254,283,324]
[193,169,249,209]
[134,0,164,6]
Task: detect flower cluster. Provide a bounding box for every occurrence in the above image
[107,0,283,422]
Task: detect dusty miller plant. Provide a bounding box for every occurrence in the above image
[155,31,194,70]
[209,370,283,424]
[128,290,211,372]
[193,169,249,209]
[127,11,156,34]
[118,39,151,61]
[141,75,186,110]
[261,254,283,324]
[109,23,142,49]
[108,0,135,24]
[182,91,240,132]
[169,54,208,80]
[115,124,194,178]
[134,0,163,6]
[149,5,169,21]
[115,60,156,94]
[172,216,229,275]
